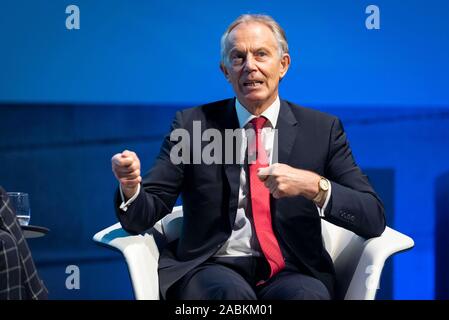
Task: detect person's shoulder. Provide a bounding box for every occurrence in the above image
[282,100,339,125]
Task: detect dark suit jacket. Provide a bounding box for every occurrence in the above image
[116,98,386,299]
[0,186,48,299]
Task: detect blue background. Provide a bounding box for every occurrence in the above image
[0,0,448,299]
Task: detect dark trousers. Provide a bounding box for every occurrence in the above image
[167,256,331,300]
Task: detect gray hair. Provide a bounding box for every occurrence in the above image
[220,14,289,65]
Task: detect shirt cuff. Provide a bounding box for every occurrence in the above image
[316,182,332,217]
[119,184,141,212]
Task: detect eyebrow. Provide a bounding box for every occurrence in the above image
[228,46,271,55]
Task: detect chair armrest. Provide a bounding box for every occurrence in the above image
[344,227,414,300]
[93,223,161,300]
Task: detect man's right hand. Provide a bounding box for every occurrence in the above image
[111,150,142,200]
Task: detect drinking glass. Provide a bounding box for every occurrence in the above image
[6,192,31,226]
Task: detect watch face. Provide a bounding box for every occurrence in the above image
[320,178,329,191]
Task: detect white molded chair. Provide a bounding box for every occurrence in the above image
[93,206,414,300]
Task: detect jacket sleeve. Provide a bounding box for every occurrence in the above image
[323,118,386,238]
[115,111,185,234]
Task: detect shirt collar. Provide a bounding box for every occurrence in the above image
[235,96,280,129]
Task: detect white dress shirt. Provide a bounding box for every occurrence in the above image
[215,97,331,257]
[120,96,331,258]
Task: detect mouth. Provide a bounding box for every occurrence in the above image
[243,80,263,87]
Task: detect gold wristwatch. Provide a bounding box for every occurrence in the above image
[313,177,330,205]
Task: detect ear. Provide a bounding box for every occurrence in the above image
[279,53,291,79]
[220,62,231,82]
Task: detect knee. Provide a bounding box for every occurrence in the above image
[293,281,331,300]
[209,282,257,300]
[300,289,331,300]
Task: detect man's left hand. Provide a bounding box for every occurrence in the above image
[257,163,321,200]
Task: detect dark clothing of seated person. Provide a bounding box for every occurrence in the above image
[0,186,48,300]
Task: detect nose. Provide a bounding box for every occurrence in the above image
[243,54,257,72]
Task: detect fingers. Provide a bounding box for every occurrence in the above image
[116,169,141,181]
[112,156,133,167]
[262,177,280,198]
[114,164,140,176]
[256,165,279,195]
[122,149,134,157]
[257,165,276,181]
[264,175,277,193]
[257,167,269,181]
[112,150,137,167]
[111,150,141,187]
[265,176,286,198]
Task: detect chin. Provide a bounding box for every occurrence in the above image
[242,93,269,104]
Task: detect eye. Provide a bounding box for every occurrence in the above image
[256,50,268,57]
[230,52,245,65]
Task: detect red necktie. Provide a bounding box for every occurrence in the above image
[248,116,285,283]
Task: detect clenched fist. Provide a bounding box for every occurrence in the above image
[257,163,321,201]
[111,150,142,200]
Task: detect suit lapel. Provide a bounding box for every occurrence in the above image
[217,99,241,226]
[274,100,298,164]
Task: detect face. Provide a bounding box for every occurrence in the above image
[221,22,290,113]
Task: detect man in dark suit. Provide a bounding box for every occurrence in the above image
[0,186,48,299]
[111,14,385,300]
